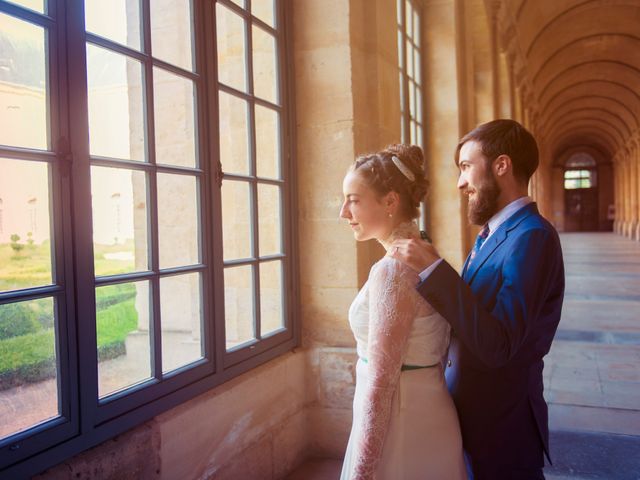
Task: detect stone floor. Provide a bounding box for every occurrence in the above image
[287,232,640,480]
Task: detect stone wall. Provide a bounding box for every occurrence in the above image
[35,352,307,480]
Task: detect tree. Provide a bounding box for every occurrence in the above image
[10,234,24,254]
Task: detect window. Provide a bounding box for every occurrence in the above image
[564,169,597,190]
[397,0,427,229]
[397,0,423,147]
[0,0,296,476]
[564,153,597,189]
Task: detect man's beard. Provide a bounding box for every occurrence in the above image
[467,175,501,225]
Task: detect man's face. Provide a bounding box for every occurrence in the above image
[457,140,501,225]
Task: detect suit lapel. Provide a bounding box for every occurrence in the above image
[463,203,538,284]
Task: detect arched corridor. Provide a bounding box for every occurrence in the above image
[1,0,639,478]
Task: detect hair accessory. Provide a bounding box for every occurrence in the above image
[391,155,415,181]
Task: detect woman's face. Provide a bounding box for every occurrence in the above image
[339,171,393,242]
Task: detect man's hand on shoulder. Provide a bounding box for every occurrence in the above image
[390,238,441,273]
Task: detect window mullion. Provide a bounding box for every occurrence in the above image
[139,0,162,382]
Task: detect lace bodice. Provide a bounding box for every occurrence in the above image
[346,226,451,480]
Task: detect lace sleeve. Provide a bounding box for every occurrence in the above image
[350,257,419,480]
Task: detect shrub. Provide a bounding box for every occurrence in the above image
[0,302,41,340]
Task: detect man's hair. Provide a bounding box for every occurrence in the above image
[455,119,539,184]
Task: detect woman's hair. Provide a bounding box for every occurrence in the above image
[350,144,428,220]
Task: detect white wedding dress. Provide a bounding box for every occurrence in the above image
[340,226,467,480]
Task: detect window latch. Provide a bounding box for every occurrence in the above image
[57,136,73,177]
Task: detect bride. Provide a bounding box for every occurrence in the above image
[339,144,467,480]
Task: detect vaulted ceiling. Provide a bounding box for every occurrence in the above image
[496,0,640,161]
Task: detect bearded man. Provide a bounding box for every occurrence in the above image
[392,119,565,480]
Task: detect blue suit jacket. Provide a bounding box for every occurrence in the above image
[417,202,565,470]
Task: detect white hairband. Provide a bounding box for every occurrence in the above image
[391,155,415,181]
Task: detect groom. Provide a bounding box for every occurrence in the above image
[392,119,565,480]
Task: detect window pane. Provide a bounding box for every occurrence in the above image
[157,173,200,269]
[406,42,413,78]
[224,265,254,349]
[397,30,403,69]
[84,0,141,51]
[4,0,45,13]
[397,0,402,25]
[0,297,58,439]
[252,26,278,104]
[398,71,404,112]
[91,166,148,276]
[258,184,281,256]
[230,0,245,8]
[0,158,52,292]
[153,67,197,168]
[150,0,193,71]
[414,48,421,85]
[252,0,275,27]
[413,9,420,45]
[408,81,415,117]
[565,170,581,179]
[260,260,283,335]
[221,180,252,260]
[216,3,247,92]
[405,0,413,37]
[219,92,250,175]
[96,281,151,397]
[86,45,146,161]
[255,105,280,179]
[564,179,580,190]
[415,85,422,123]
[160,272,203,373]
[0,13,48,150]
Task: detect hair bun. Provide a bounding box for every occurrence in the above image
[385,144,424,173]
[385,144,428,206]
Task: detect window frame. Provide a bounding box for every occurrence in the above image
[0,0,299,477]
[397,0,428,230]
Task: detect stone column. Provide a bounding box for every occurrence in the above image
[629,140,640,240]
[622,154,631,237]
[489,14,500,120]
[636,143,640,240]
[296,0,404,457]
[420,0,467,268]
[614,157,621,234]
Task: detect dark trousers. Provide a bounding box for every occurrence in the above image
[466,454,545,480]
[471,463,545,480]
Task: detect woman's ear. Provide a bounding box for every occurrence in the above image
[385,191,400,212]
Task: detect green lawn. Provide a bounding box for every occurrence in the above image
[0,240,136,291]
[0,244,140,389]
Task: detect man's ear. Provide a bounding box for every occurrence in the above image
[493,154,512,177]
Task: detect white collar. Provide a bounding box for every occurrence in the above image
[485,196,533,241]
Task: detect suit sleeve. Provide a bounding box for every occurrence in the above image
[417,227,562,368]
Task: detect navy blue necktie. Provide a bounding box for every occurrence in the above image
[469,224,490,265]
